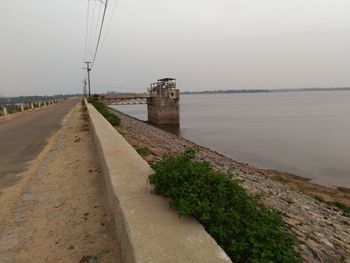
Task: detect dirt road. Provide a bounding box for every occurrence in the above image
[0,102,118,262]
[0,99,78,193]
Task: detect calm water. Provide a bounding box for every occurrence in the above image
[114,91,350,188]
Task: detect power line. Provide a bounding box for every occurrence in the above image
[91,0,108,67]
[100,0,119,52]
[91,2,103,58]
[84,0,90,61]
[87,0,97,60]
[82,0,110,96]
[83,0,111,65]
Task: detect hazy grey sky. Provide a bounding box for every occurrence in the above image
[1,0,349,96]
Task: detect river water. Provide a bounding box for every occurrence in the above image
[112,90,350,188]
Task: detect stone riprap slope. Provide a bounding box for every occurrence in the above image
[111,109,350,263]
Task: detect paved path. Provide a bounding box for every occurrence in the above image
[0,99,78,193]
[0,102,117,262]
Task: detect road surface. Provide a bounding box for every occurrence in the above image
[0,99,78,193]
[0,102,118,262]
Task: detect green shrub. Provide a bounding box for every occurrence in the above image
[331,201,350,213]
[88,95,120,126]
[149,148,301,263]
[313,195,325,202]
[88,94,101,103]
[135,147,152,156]
[313,195,350,214]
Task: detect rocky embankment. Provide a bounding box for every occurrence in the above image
[111,109,350,263]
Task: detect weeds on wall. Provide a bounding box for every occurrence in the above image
[88,95,120,126]
[149,148,301,263]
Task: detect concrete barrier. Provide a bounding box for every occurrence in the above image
[85,99,231,263]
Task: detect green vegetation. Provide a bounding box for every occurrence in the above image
[0,95,70,105]
[88,95,120,126]
[313,195,325,202]
[149,148,301,263]
[313,195,350,214]
[135,147,152,156]
[0,104,21,114]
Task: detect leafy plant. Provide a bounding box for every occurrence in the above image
[313,195,325,203]
[149,148,301,263]
[331,201,350,213]
[135,147,152,156]
[88,95,120,126]
[313,195,350,214]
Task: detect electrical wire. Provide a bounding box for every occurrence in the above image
[87,0,97,61]
[83,0,112,86]
[83,0,90,61]
[90,2,103,58]
[99,0,119,53]
[91,0,108,67]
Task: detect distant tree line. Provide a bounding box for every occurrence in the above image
[0,94,82,106]
[181,87,350,95]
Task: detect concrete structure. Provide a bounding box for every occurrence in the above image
[20,104,24,112]
[147,78,180,125]
[85,99,231,263]
[103,78,180,125]
[3,107,7,116]
[31,103,34,109]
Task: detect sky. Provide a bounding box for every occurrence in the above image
[0,0,349,96]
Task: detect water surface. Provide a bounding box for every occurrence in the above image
[114,91,350,188]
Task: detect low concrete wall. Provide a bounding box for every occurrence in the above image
[85,100,231,263]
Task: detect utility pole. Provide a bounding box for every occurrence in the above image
[84,61,92,99]
[82,79,87,97]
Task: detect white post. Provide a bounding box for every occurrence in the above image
[31,103,34,109]
[20,104,24,112]
[38,102,41,108]
[3,107,7,116]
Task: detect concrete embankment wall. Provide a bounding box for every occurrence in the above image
[85,100,231,263]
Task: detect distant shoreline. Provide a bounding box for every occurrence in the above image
[182,87,350,95]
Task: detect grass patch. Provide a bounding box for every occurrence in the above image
[272,174,288,183]
[313,195,325,202]
[149,148,301,263]
[88,95,120,126]
[135,147,152,156]
[313,195,350,214]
